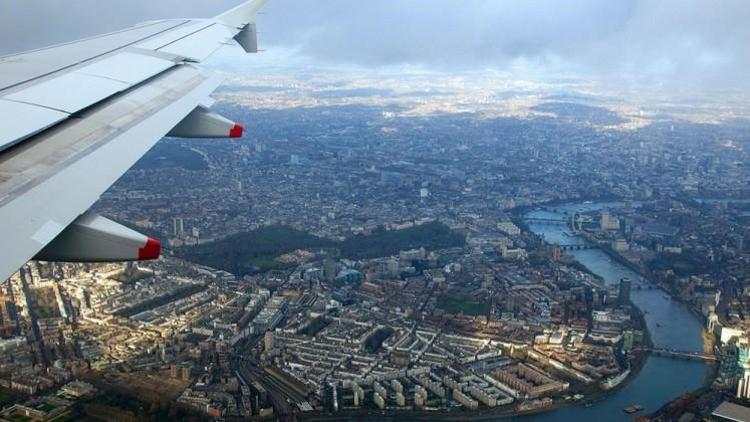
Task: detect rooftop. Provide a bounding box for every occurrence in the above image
[713,401,750,422]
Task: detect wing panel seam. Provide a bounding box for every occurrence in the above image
[0,20,192,93]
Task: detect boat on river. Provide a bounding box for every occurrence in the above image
[624,404,644,414]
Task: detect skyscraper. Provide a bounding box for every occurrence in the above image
[323,259,338,281]
[618,278,632,307]
[173,217,184,237]
[738,342,750,398]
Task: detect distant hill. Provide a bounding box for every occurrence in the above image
[177,222,465,276]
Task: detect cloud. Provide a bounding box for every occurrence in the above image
[261,0,636,67]
[252,0,749,92]
[1,0,748,93]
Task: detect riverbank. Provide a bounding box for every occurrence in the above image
[509,195,629,217]
[297,301,656,422]
[522,202,709,420]
[588,238,721,420]
[647,362,719,419]
[582,233,645,275]
[587,229,717,356]
[512,210,606,285]
[303,202,708,422]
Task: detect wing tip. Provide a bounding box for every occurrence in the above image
[217,0,271,27]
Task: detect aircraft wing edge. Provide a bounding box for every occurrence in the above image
[0,68,221,282]
[217,0,271,28]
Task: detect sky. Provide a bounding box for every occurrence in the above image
[0,0,748,94]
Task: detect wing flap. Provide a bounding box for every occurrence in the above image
[136,21,215,50]
[5,72,130,113]
[0,20,189,91]
[1,51,178,150]
[0,99,68,151]
[155,23,236,62]
[0,65,220,280]
[75,52,175,84]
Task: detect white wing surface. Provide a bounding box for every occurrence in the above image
[0,0,271,281]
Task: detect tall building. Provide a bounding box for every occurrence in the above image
[618,278,632,307]
[551,244,562,262]
[497,221,521,236]
[264,331,275,352]
[323,259,338,281]
[600,210,620,231]
[181,364,192,382]
[170,364,178,379]
[322,383,336,412]
[172,217,184,237]
[739,372,750,399]
[719,338,744,387]
[737,340,750,398]
[386,259,399,276]
[334,269,363,286]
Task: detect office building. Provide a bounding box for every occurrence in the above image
[618,278,631,307]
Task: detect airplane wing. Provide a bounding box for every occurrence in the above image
[0,0,271,281]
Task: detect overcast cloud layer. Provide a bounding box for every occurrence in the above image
[0,0,747,92]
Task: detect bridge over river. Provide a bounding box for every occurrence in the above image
[525,217,568,225]
[524,201,708,421]
[634,347,717,362]
[558,244,597,251]
[526,216,600,251]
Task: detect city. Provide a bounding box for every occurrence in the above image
[0,70,749,420]
[1,1,749,421]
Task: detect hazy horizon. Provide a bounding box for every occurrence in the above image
[1,0,748,97]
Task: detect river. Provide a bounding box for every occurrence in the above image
[520,202,710,421]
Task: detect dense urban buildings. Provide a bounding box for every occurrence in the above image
[1,69,750,420]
